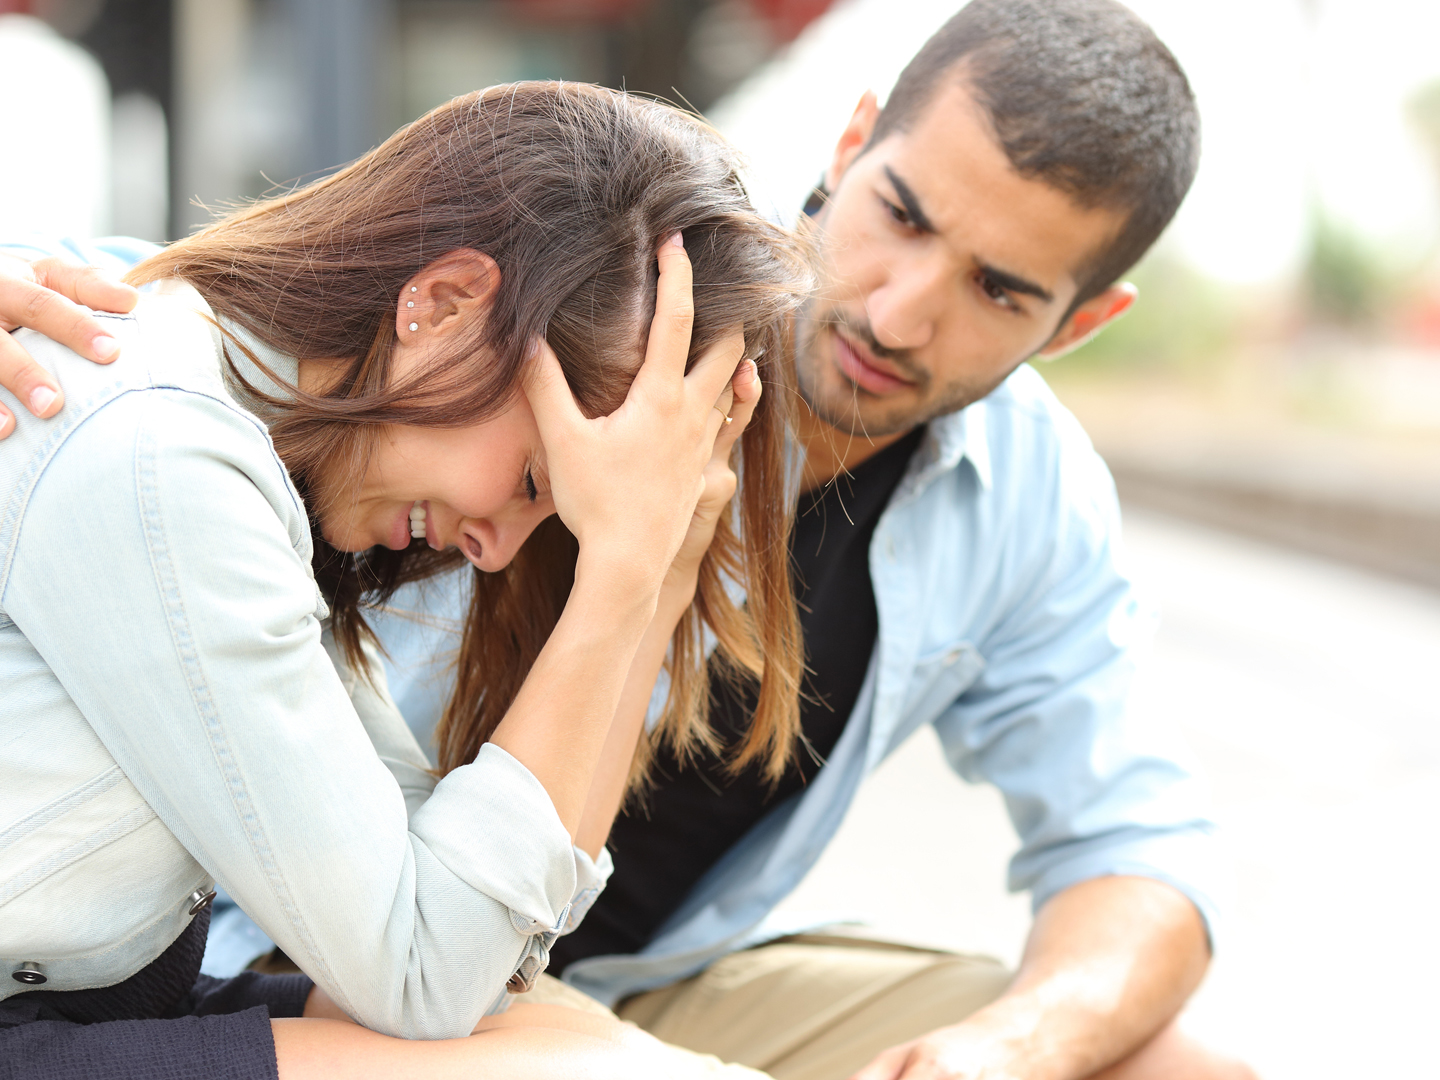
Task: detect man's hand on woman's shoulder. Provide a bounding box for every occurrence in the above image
[0,252,139,438]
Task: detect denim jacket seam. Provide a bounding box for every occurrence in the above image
[0,374,131,598]
[132,396,347,1005]
[0,803,158,910]
[0,765,127,849]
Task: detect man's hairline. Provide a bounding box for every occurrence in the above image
[841,78,1130,352]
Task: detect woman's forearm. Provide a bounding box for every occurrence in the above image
[488,559,661,838]
[573,579,695,858]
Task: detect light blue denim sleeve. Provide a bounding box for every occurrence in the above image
[932,417,1224,947]
[5,386,583,1037]
[0,235,160,275]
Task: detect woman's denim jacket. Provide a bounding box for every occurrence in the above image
[0,283,610,1039]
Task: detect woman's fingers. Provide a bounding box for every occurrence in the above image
[688,328,747,423]
[710,359,761,462]
[522,339,585,444]
[635,233,694,394]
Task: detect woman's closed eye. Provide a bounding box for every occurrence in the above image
[524,467,538,503]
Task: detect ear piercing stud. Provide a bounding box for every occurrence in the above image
[409,322,418,332]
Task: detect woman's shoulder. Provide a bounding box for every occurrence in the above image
[0,287,309,582]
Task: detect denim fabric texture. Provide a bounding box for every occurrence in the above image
[0,269,611,1038]
[3,238,1222,1011]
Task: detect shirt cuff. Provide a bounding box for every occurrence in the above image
[561,844,614,936]
[407,742,578,931]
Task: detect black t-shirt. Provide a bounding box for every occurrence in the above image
[548,426,926,973]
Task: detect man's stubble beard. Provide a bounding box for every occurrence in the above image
[795,300,1004,438]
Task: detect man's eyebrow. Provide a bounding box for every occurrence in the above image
[884,165,1055,305]
[976,262,1054,304]
[882,167,937,234]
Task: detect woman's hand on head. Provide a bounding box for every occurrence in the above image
[524,233,746,601]
[660,351,759,606]
[0,253,138,439]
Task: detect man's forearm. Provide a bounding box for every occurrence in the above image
[953,876,1210,1080]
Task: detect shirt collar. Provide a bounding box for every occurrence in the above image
[899,398,993,498]
[214,317,301,414]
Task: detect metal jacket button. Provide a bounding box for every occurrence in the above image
[12,962,46,985]
[188,889,217,916]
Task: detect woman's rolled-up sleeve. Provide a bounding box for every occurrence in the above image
[4,385,581,1038]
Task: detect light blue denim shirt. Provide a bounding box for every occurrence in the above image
[0,263,611,1036]
[5,238,1222,1010]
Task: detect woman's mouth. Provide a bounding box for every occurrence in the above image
[409,500,440,550]
[832,332,915,395]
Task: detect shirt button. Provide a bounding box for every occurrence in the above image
[11,962,47,985]
[188,889,217,916]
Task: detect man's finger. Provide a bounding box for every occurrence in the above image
[0,329,64,424]
[0,275,121,365]
[33,256,138,321]
[636,233,695,389]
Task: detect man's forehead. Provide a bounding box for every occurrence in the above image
[861,81,1125,294]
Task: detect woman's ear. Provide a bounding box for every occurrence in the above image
[396,249,501,343]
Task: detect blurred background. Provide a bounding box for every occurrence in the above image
[2,0,1436,1075]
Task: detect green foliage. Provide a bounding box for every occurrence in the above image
[1303,208,1385,327]
[1046,252,1238,375]
[1407,78,1440,169]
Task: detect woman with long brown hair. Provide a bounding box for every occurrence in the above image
[0,83,804,1079]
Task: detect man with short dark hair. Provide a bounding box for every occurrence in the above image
[0,2,1251,1076]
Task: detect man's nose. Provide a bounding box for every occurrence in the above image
[864,260,945,351]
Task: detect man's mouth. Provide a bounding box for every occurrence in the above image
[832,331,915,395]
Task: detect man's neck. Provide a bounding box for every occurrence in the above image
[798,407,917,493]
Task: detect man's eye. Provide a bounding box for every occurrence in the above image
[883,199,912,227]
[979,275,1016,310]
[524,468,538,503]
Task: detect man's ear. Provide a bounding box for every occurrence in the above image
[396,248,500,343]
[1036,283,1137,361]
[823,91,882,195]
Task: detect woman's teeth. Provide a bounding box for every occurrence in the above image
[408,501,426,540]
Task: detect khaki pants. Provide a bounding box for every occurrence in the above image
[526,931,1013,1080]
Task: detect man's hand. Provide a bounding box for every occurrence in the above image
[0,254,139,438]
[848,877,1218,1080]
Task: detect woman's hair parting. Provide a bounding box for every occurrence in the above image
[129,82,809,787]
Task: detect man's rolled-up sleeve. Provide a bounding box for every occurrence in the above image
[932,445,1226,949]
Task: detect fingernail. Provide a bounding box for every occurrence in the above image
[669,231,685,249]
[92,335,119,361]
[29,386,58,416]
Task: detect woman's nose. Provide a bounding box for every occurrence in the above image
[458,506,552,572]
[865,259,945,351]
